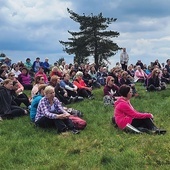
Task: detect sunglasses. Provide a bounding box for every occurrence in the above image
[110,79,114,81]
[10,75,15,77]
[40,78,44,80]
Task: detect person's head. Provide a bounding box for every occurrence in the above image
[69,70,76,77]
[152,68,160,77]
[63,73,70,81]
[61,61,65,66]
[64,64,69,70]
[21,67,28,75]
[163,68,168,73]
[119,85,132,99]
[0,64,8,71]
[26,58,31,62]
[121,71,128,78]
[38,84,47,96]
[8,72,15,80]
[50,75,60,86]
[14,64,20,71]
[136,65,141,70]
[1,79,13,90]
[90,66,96,73]
[106,76,114,86]
[103,67,107,73]
[84,69,89,75]
[123,48,126,52]
[128,65,133,70]
[52,66,59,72]
[36,57,40,62]
[0,69,6,77]
[45,58,49,62]
[44,86,55,100]
[75,71,83,80]
[35,76,45,84]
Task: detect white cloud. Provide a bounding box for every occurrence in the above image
[1,0,170,67]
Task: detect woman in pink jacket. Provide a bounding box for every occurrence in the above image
[113,85,166,134]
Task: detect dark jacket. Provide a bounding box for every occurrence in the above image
[0,86,12,115]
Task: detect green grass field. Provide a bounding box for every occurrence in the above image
[0,84,170,170]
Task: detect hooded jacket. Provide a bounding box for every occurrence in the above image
[30,94,43,122]
[114,97,152,129]
[0,86,12,115]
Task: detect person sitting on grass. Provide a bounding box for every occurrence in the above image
[30,84,47,122]
[73,71,94,99]
[113,84,166,134]
[31,75,45,99]
[18,67,33,90]
[35,66,48,84]
[35,86,80,134]
[49,75,74,105]
[146,68,166,91]
[0,79,28,120]
[103,76,120,106]
[119,71,139,97]
[11,80,31,109]
[60,73,84,102]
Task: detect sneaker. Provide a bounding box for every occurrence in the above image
[88,96,95,100]
[70,96,78,103]
[153,129,166,135]
[72,129,80,134]
[77,96,84,101]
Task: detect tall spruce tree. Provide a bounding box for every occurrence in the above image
[59,8,120,69]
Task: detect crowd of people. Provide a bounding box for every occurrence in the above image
[0,52,167,134]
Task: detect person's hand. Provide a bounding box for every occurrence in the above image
[64,92,68,97]
[73,88,77,92]
[57,113,70,119]
[63,112,70,118]
[87,87,92,91]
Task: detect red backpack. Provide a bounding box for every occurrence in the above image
[69,115,87,130]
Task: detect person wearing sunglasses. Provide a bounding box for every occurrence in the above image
[31,76,45,99]
[103,76,120,106]
[146,68,166,91]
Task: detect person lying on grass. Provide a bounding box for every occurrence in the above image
[113,84,166,134]
[34,85,79,134]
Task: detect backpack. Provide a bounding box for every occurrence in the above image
[69,115,87,130]
[103,95,114,106]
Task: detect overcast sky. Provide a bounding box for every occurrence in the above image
[1,0,170,68]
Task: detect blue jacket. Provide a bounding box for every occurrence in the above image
[30,94,43,122]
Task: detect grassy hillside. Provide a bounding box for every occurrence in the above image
[0,84,170,170]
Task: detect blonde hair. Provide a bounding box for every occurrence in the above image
[1,79,12,86]
[75,71,83,78]
[44,86,54,95]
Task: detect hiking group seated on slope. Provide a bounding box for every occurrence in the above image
[0,57,168,134]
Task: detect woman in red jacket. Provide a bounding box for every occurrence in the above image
[113,85,166,134]
[73,71,94,99]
